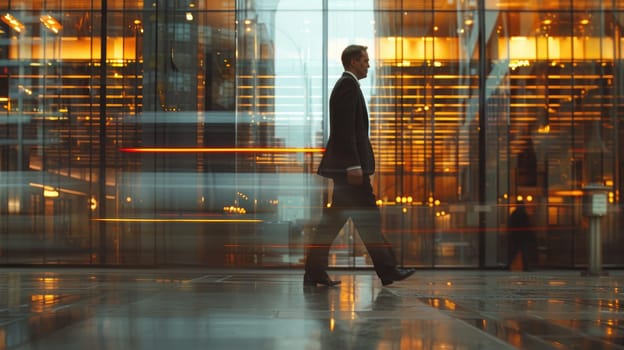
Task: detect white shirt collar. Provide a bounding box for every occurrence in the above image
[344,71,359,85]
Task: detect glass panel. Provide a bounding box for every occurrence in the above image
[487,7,623,269]
[232,0,324,266]
[0,6,103,263]
[372,7,481,267]
[119,2,238,265]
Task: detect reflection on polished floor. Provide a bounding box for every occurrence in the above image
[1,268,624,350]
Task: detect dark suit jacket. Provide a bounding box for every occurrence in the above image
[317,73,375,178]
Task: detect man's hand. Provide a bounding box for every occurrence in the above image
[346,168,363,186]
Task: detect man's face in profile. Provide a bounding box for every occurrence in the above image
[350,50,370,80]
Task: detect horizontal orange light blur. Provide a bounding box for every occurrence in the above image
[119,147,324,154]
[551,190,584,197]
[93,218,263,223]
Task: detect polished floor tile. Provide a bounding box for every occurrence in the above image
[0,269,623,349]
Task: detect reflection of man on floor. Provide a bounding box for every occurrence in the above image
[505,198,536,271]
[303,286,401,349]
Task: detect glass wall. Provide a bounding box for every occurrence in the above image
[0,0,621,268]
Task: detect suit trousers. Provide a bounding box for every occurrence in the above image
[305,175,397,279]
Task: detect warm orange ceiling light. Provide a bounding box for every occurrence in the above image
[1,13,25,33]
[40,15,62,34]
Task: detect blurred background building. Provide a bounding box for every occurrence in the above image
[0,0,622,268]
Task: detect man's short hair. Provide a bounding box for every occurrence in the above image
[341,45,368,69]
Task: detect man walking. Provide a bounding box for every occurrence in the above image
[304,45,416,287]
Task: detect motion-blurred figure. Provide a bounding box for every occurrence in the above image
[505,199,536,271]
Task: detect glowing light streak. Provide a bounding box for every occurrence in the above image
[119,147,324,153]
[29,182,86,196]
[92,218,263,223]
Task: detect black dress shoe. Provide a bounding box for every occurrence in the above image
[381,267,416,286]
[303,273,341,287]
